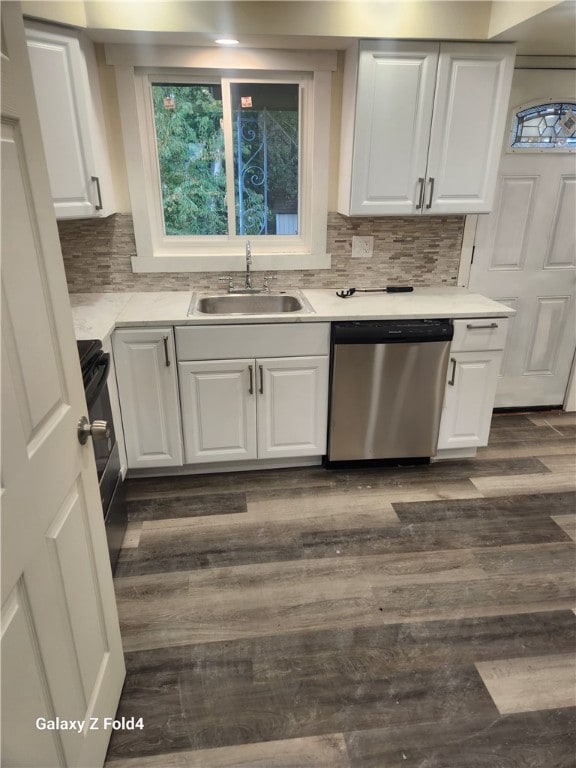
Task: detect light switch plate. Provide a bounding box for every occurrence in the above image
[351,235,374,258]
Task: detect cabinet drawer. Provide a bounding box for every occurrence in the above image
[176,323,330,361]
[451,318,508,352]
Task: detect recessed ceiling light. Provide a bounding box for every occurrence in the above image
[215,38,239,46]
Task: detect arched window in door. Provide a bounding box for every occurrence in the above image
[510,101,576,150]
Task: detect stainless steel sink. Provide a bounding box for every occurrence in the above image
[189,290,314,316]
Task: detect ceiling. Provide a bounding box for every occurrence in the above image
[491,1,576,54]
[21,1,576,56]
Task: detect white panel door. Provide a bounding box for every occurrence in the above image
[426,43,515,214]
[437,352,503,450]
[257,356,329,459]
[113,328,183,469]
[1,5,124,767]
[470,153,576,406]
[179,360,257,463]
[348,41,438,215]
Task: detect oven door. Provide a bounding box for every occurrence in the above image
[85,351,115,481]
[100,441,126,573]
[81,344,127,573]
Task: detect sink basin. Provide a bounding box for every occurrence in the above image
[189,290,314,316]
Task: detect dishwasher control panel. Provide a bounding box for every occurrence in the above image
[332,319,453,344]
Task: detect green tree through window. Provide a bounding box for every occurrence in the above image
[152,81,299,237]
[152,84,228,235]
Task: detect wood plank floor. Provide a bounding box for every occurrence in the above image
[105,411,576,767]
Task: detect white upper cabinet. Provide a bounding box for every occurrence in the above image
[338,40,516,216]
[25,21,116,219]
[338,41,439,216]
[426,44,516,214]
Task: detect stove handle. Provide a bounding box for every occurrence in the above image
[85,353,110,409]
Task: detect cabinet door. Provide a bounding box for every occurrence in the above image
[425,43,515,214]
[257,356,329,459]
[437,351,503,450]
[112,329,183,468]
[25,23,115,218]
[179,360,257,463]
[344,41,439,215]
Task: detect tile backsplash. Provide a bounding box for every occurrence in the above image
[58,212,464,293]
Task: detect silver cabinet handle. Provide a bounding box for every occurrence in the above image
[77,416,110,445]
[448,358,457,386]
[91,176,103,210]
[259,365,264,395]
[415,177,425,210]
[425,177,435,209]
[466,322,499,330]
[248,365,254,395]
[163,335,170,367]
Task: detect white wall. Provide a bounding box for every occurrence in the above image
[508,66,576,111]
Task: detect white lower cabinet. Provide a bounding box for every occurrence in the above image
[437,318,508,453]
[179,359,258,463]
[437,351,503,450]
[112,328,183,469]
[111,317,508,470]
[178,356,329,464]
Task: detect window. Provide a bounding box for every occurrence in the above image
[151,81,300,239]
[112,48,334,272]
[152,83,228,236]
[230,83,299,237]
[510,101,576,151]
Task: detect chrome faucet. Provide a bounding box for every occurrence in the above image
[245,240,252,289]
[218,240,270,293]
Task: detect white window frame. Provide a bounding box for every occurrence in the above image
[111,48,334,273]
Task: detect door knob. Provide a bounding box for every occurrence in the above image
[77,416,110,445]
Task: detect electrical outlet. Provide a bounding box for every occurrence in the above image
[351,235,374,258]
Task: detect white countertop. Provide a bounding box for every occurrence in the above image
[70,288,514,340]
[69,292,134,340]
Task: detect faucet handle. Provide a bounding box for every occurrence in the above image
[218,275,235,292]
[262,274,277,292]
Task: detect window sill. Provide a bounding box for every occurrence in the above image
[130,252,331,273]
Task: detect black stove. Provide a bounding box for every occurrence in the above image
[76,339,126,573]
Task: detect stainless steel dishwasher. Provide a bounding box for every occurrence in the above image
[327,319,453,464]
